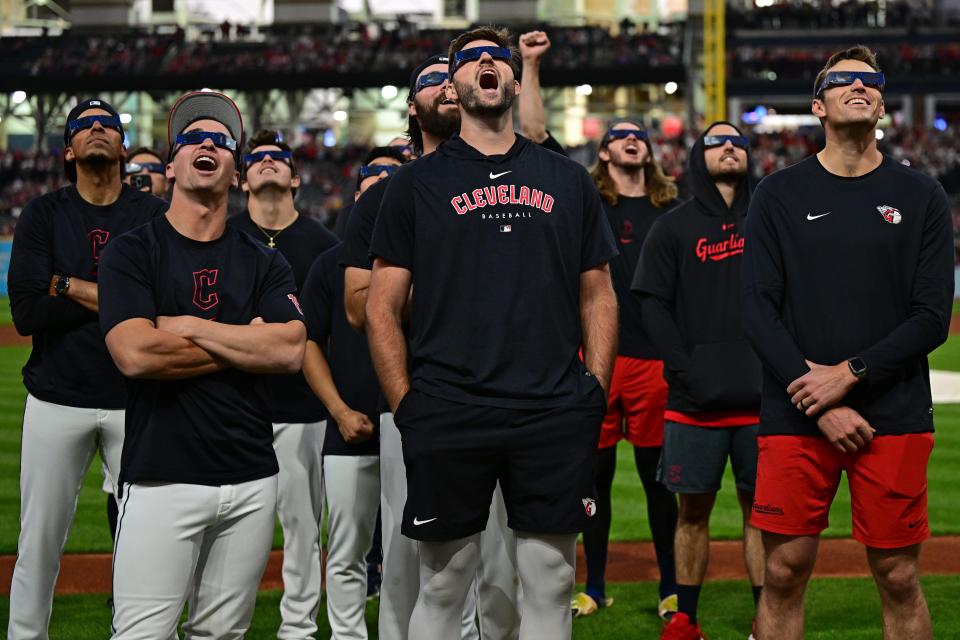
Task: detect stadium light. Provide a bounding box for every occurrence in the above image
[875,129,884,140]
[333,110,348,122]
[381,85,398,100]
[12,91,27,105]
[664,81,679,95]
[119,113,133,124]
[576,84,593,96]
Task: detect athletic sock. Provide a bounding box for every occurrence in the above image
[583,446,616,604]
[752,585,763,607]
[634,445,679,600]
[677,584,702,624]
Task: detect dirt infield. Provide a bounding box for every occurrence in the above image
[2,537,959,595]
[0,325,29,346]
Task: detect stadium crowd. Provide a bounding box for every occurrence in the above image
[0,22,682,83]
[727,0,946,29]
[731,43,960,82]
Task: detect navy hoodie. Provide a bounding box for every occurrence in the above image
[632,125,762,417]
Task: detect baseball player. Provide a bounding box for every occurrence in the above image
[124,147,170,197]
[343,49,572,639]
[228,128,338,639]
[365,26,618,640]
[743,46,953,640]
[301,241,380,639]
[332,146,406,239]
[6,98,167,640]
[99,91,306,639]
[634,122,763,640]
[572,120,680,621]
[295,149,405,639]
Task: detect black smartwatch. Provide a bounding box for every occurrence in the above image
[54,275,71,297]
[847,357,867,381]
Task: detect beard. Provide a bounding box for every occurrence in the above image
[417,93,461,141]
[455,80,515,118]
[709,151,747,182]
[78,149,115,169]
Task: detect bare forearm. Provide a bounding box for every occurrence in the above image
[519,60,548,143]
[64,277,98,313]
[581,286,618,392]
[302,340,350,419]
[366,304,410,412]
[187,319,306,374]
[108,327,223,380]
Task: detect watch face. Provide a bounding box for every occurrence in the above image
[850,358,866,374]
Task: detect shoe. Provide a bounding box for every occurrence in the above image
[659,612,706,640]
[658,593,678,621]
[571,591,614,617]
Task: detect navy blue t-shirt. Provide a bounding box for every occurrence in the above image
[370,134,617,408]
[7,185,167,408]
[98,215,304,486]
[229,211,337,423]
[302,245,380,456]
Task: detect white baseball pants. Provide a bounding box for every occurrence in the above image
[323,454,380,639]
[7,393,124,640]
[110,475,278,639]
[272,420,326,640]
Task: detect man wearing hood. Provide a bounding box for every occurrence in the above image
[366,26,617,640]
[633,122,764,640]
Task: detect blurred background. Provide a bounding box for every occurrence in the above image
[0,0,958,258]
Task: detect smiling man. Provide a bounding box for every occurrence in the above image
[229,129,337,640]
[6,98,168,640]
[742,46,953,640]
[365,27,618,640]
[98,91,307,639]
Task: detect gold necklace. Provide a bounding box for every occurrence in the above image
[253,214,297,249]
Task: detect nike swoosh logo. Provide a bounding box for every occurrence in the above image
[489,171,512,180]
[413,517,437,526]
[806,212,832,221]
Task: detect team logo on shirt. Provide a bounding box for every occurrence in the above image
[287,293,304,315]
[450,184,555,219]
[620,219,634,244]
[87,229,110,275]
[694,232,745,263]
[876,205,902,224]
[582,498,597,517]
[192,268,220,311]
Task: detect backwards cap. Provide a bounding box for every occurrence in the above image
[167,91,244,161]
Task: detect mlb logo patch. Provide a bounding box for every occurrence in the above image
[876,205,902,224]
[582,498,597,517]
[500,225,512,233]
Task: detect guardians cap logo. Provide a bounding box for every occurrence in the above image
[877,205,902,224]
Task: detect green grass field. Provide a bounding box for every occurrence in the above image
[1,332,959,553]
[1,576,958,639]
[2,295,960,637]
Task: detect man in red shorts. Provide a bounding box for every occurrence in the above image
[743,45,953,640]
[571,119,679,621]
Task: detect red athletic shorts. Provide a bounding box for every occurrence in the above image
[751,433,934,549]
[598,356,667,449]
